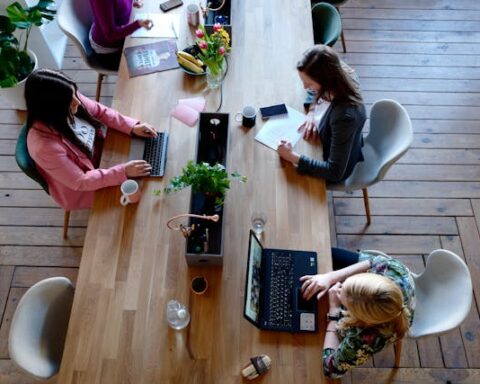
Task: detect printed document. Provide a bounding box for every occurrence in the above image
[255,103,331,150]
[132,14,180,38]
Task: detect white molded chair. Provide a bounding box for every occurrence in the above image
[57,0,117,101]
[8,277,74,379]
[328,99,413,224]
[409,249,472,338]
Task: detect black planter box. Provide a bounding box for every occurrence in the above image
[185,113,229,266]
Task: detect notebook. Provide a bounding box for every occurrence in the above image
[128,133,169,177]
[244,230,318,332]
[123,40,178,77]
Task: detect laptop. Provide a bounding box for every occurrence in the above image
[128,133,169,177]
[243,230,318,332]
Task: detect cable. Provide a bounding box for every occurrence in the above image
[215,57,228,112]
[203,0,226,12]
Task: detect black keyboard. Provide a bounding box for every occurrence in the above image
[267,251,294,328]
[143,132,168,177]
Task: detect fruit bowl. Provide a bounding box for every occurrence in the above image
[177,45,206,76]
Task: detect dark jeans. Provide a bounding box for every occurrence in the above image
[92,51,122,71]
[331,247,360,270]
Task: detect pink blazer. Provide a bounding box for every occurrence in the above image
[27,94,138,210]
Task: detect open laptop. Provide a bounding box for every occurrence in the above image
[244,230,318,332]
[128,133,169,177]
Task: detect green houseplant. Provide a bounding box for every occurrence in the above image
[0,0,56,88]
[164,160,247,207]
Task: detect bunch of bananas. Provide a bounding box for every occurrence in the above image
[176,51,205,74]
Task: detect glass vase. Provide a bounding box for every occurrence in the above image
[206,59,226,89]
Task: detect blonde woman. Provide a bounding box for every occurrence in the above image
[301,248,415,378]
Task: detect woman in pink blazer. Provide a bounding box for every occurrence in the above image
[25,69,156,210]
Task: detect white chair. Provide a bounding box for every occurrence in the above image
[409,249,472,338]
[57,0,117,101]
[393,249,472,367]
[328,99,413,224]
[8,277,74,379]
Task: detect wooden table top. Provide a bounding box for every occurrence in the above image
[58,1,331,383]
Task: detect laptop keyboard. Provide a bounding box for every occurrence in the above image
[143,132,169,177]
[268,251,294,328]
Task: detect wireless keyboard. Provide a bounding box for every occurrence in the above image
[143,132,169,177]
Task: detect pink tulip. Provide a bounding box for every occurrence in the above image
[199,41,208,50]
[213,23,222,32]
[218,46,225,55]
[195,29,204,38]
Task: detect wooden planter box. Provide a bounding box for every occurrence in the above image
[185,113,229,266]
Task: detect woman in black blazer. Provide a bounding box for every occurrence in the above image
[277,45,366,183]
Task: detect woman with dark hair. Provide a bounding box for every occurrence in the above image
[301,248,415,378]
[89,0,152,69]
[26,69,156,210]
[277,45,366,183]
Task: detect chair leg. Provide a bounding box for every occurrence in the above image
[340,28,347,53]
[362,188,371,225]
[394,339,403,368]
[95,73,105,102]
[336,7,347,53]
[63,210,70,239]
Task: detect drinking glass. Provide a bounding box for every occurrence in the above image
[251,212,268,236]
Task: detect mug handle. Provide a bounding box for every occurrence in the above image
[234,112,243,122]
[120,195,130,206]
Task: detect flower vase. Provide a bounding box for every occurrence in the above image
[206,59,226,89]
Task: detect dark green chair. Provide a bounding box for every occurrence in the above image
[312,2,346,52]
[15,124,71,238]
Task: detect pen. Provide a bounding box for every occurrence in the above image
[171,22,178,39]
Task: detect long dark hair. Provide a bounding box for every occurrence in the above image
[296,45,362,105]
[25,69,104,158]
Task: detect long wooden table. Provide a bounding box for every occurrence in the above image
[58,1,331,382]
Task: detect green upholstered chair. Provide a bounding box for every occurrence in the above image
[15,124,71,238]
[311,2,343,49]
[312,1,347,52]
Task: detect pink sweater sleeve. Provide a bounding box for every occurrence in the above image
[91,1,141,44]
[79,93,138,135]
[30,134,127,192]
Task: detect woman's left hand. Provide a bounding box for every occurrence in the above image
[277,140,300,165]
[132,123,158,138]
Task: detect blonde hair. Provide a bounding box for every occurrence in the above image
[339,273,411,338]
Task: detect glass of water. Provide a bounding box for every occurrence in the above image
[251,212,268,236]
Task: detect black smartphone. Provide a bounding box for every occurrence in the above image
[259,104,288,119]
[160,0,183,12]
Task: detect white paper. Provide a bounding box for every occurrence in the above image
[254,106,306,150]
[132,13,180,38]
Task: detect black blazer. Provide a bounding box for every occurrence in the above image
[297,101,366,182]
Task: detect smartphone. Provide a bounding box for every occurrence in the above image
[259,104,288,119]
[160,0,183,12]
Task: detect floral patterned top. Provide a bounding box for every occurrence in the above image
[322,252,416,378]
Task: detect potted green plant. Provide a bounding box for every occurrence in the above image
[164,160,246,208]
[0,0,56,109]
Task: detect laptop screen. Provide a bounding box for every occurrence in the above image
[244,231,263,324]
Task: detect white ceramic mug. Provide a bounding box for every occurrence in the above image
[120,179,141,206]
[235,106,256,128]
[186,3,200,26]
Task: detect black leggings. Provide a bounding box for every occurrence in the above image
[331,247,360,270]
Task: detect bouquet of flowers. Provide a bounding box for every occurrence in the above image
[195,23,231,76]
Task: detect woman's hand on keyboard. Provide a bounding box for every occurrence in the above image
[300,273,335,301]
[132,123,158,138]
[125,160,152,177]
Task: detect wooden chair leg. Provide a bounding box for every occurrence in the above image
[362,188,371,225]
[340,28,347,53]
[95,73,105,102]
[394,338,403,368]
[63,210,70,239]
[335,6,347,53]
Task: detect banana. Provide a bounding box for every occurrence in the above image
[177,54,204,74]
[177,51,204,67]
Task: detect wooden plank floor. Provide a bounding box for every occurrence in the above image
[1,0,480,382]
